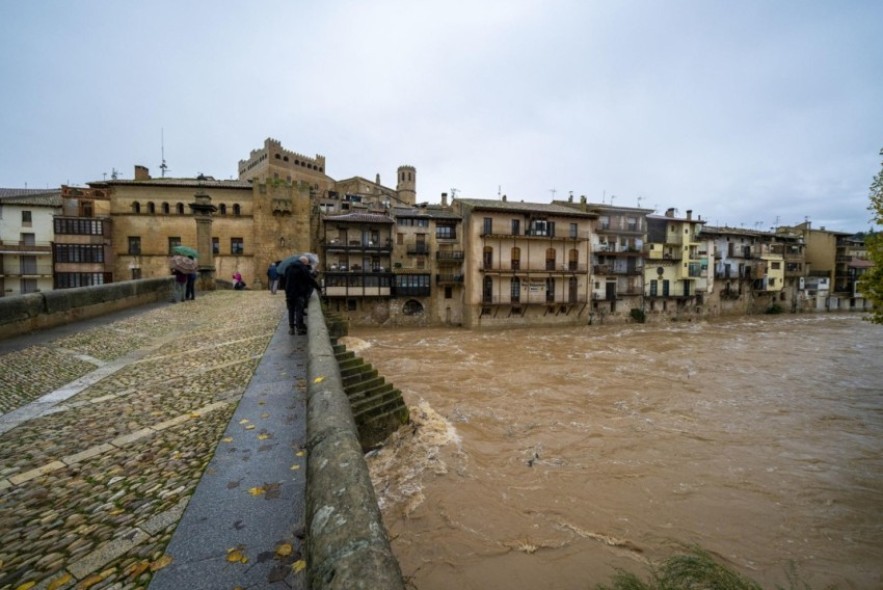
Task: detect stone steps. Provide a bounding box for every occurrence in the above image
[332,340,409,450]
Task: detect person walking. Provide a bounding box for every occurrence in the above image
[185,257,197,300]
[283,256,321,335]
[267,261,280,294]
[172,270,187,302]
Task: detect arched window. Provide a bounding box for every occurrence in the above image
[161,202,170,214]
[132,202,141,214]
[233,204,241,216]
[546,248,556,271]
[219,204,227,215]
[511,247,520,270]
[147,202,156,214]
[176,203,185,214]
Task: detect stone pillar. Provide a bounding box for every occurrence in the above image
[190,191,218,291]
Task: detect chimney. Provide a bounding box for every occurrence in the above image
[134,165,150,180]
[502,194,507,202]
[665,207,675,217]
[376,173,381,185]
[686,210,693,220]
[441,192,448,206]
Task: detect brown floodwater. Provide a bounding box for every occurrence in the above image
[349,314,883,590]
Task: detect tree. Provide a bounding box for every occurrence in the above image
[859,148,883,323]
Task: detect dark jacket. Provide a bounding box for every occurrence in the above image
[283,261,321,299]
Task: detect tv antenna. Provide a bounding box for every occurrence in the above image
[450,188,459,199]
[159,128,169,178]
[637,196,643,208]
[549,188,557,200]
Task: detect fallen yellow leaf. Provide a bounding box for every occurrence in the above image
[276,543,293,557]
[150,554,173,571]
[14,582,36,590]
[313,376,325,384]
[292,559,307,573]
[296,450,306,457]
[226,547,248,563]
[245,424,256,430]
[222,437,233,443]
[290,464,301,470]
[249,486,265,496]
[190,412,201,418]
[261,412,270,419]
[47,573,73,590]
[257,433,270,440]
[239,419,250,425]
[124,560,150,578]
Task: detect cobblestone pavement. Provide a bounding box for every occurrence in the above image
[0,291,292,590]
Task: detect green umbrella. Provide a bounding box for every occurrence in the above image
[172,245,198,258]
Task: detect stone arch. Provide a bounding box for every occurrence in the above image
[402,299,424,316]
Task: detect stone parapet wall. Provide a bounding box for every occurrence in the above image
[304,294,405,590]
[0,279,173,340]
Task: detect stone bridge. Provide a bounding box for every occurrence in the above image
[0,283,407,590]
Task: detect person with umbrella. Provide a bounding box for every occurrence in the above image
[169,255,197,303]
[283,255,321,335]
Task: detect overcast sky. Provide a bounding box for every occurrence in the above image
[2,0,881,232]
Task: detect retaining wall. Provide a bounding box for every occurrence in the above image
[0,279,173,340]
[304,295,405,590]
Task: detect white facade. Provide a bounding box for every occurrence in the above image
[0,191,62,296]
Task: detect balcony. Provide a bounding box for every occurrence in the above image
[436,273,464,285]
[0,240,52,254]
[479,295,588,306]
[480,263,588,274]
[480,229,589,241]
[436,250,464,263]
[323,238,392,254]
[406,243,430,256]
[0,262,54,277]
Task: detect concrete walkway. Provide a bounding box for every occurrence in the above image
[0,290,308,590]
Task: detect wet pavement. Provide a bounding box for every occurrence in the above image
[0,290,308,590]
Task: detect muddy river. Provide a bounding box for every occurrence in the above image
[350,314,883,589]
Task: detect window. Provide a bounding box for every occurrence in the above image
[511,247,520,270]
[436,224,456,239]
[445,286,453,299]
[132,202,141,214]
[162,202,170,214]
[168,237,181,254]
[233,204,241,216]
[219,203,227,215]
[530,219,554,237]
[22,211,32,226]
[483,246,494,269]
[20,255,37,275]
[599,216,610,230]
[128,237,141,255]
[569,249,579,271]
[21,233,35,246]
[147,202,156,214]
[212,237,220,255]
[54,244,104,263]
[231,238,244,255]
[771,261,781,270]
[569,223,578,239]
[650,280,658,296]
[545,277,555,302]
[395,274,430,296]
[511,219,520,235]
[55,218,104,235]
[482,217,493,235]
[511,277,521,302]
[176,203,185,214]
[545,248,556,270]
[21,278,38,294]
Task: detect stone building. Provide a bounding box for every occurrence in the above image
[0,189,61,296]
[453,197,596,328]
[53,185,114,289]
